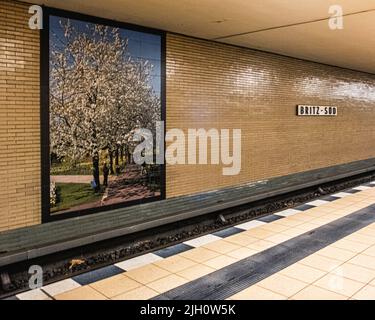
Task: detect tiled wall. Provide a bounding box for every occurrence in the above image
[1,1,375,231]
[166,34,375,198]
[0,0,41,231]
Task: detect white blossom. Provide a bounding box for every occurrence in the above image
[50,20,160,169]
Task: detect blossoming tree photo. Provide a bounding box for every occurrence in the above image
[49,15,162,215]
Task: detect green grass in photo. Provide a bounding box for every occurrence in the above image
[51,183,103,213]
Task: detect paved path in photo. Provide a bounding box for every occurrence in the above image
[102,165,159,205]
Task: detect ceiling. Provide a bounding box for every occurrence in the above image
[23,0,375,74]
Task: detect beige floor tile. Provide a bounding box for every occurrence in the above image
[335,210,362,218]
[203,255,237,270]
[89,274,142,298]
[364,223,375,231]
[331,239,370,253]
[325,200,353,206]
[308,220,329,227]
[314,274,365,297]
[224,233,259,246]
[336,199,356,205]
[226,247,258,260]
[147,274,188,293]
[125,264,170,284]
[325,200,350,207]
[112,286,159,300]
[281,227,307,237]
[177,264,215,281]
[230,285,287,300]
[349,254,375,270]
[287,215,316,223]
[301,210,329,217]
[316,246,357,262]
[257,273,308,298]
[359,199,375,205]
[280,263,327,284]
[291,285,348,300]
[324,202,350,208]
[294,223,320,232]
[326,209,351,217]
[299,254,342,272]
[352,285,375,300]
[180,247,220,263]
[357,228,375,238]
[42,279,81,297]
[307,206,336,213]
[153,255,196,273]
[331,263,375,284]
[243,227,276,239]
[361,245,375,257]
[323,214,345,221]
[345,234,375,245]
[247,240,276,252]
[55,286,107,300]
[202,240,241,254]
[335,199,357,210]
[352,193,368,200]
[265,233,292,244]
[259,223,291,233]
[348,204,370,211]
[310,217,338,225]
[332,210,354,217]
[272,219,304,228]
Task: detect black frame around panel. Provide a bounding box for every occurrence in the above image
[41,6,166,223]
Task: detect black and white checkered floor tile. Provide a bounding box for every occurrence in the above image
[9,181,375,300]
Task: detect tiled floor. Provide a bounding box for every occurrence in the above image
[12,181,375,300]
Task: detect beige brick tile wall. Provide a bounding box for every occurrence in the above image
[1,2,375,230]
[166,34,375,198]
[0,0,40,231]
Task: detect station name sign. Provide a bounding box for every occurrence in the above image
[297,105,337,116]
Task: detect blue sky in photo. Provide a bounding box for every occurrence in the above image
[50,15,162,97]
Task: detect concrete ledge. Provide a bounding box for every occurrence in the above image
[1,158,375,268]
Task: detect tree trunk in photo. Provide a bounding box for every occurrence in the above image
[124,145,129,165]
[109,150,115,175]
[92,152,101,192]
[120,145,124,164]
[115,147,120,174]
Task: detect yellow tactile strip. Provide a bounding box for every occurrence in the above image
[51,187,375,300]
